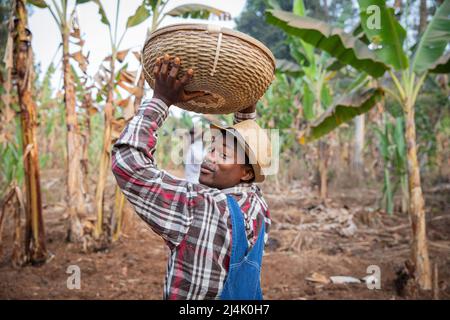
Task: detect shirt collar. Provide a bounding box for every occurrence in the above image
[221,183,258,195]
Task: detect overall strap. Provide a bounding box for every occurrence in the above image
[247,216,265,263]
[226,194,248,264]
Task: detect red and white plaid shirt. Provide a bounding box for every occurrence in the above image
[111,98,271,300]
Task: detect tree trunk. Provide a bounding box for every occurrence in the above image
[62,24,85,242]
[404,99,432,290]
[318,140,328,200]
[95,57,115,238]
[394,0,402,11]
[80,94,91,195]
[419,0,427,34]
[133,70,145,113]
[111,185,125,242]
[353,114,365,175]
[13,0,47,264]
[322,0,329,20]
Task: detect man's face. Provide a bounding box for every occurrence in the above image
[199,131,254,189]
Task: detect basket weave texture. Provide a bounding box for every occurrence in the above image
[142,24,276,114]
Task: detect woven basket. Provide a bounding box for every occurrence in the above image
[142,23,276,114]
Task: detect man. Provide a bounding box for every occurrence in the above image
[184,127,204,183]
[112,54,272,300]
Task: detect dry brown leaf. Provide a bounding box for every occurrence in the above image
[70,28,81,39]
[117,81,140,96]
[22,143,34,161]
[74,39,85,47]
[306,272,330,284]
[119,70,136,84]
[71,51,88,72]
[3,105,16,123]
[111,118,126,141]
[116,49,129,63]
[88,106,99,116]
[117,97,131,108]
[0,133,6,144]
[122,97,136,121]
[94,72,106,87]
[132,51,141,61]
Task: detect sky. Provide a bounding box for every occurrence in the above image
[28,0,247,89]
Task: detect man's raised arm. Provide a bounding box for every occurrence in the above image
[111,54,204,246]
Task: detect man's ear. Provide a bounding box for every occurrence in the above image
[240,165,255,182]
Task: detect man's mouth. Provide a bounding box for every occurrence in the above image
[200,162,216,174]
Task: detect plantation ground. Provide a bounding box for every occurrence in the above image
[1,169,449,300]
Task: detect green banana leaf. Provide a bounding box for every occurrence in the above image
[302,83,315,121]
[77,0,110,26]
[266,10,389,78]
[412,0,450,74]
[393,117,406,170]
[276,59,304,77]
[358,0,409,71]
[428,52,450,74]
[165,4,230,20]
[299,87,384,144]
[344,73,369,94]
[293,0,315,62]
[28,0,47,8]
[320,84,332,109]
[126,3,151,28]
[384,168,394,215]
[351,22,370,45]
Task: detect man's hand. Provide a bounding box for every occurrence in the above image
[152,54,205,106]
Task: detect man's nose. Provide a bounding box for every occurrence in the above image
[204,150,217,164]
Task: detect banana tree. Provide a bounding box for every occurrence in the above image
[29,0,88,243]
[291,1,333,200]
[376,114,408,216]
[272,0,383,199]
[74,0,134,240]
[8,0,48,264]
[267,0,450,289]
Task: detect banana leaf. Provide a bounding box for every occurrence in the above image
[351,21,370,45]
[165,4,231,20]
[126,3,151,28]
[358,0,409,71]
[266,10,389,78]
[299,87,384,144]
[28,0,47,8]
[276,59,304,77]
[412,0,450,74]
[302,83,315,121]
[428,52,450,74]
[79,0,110,26]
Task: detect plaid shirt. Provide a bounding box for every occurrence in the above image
[111,98,271,300]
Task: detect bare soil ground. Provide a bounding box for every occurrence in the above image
[1,169,449,300]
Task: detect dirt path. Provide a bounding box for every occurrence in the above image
[1,174,449,300]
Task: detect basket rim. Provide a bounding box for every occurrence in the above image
[142,23,276,70]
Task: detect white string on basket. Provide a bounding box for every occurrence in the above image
[207,24,223,77]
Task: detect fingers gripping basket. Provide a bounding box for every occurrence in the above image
[142,23,276,114]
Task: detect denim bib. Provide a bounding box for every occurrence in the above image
[220,194,265,300]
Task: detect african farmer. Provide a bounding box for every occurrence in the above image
[112,54,273,300]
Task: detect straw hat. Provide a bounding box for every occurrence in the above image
[142,23,276,114]
[210,120,272,183]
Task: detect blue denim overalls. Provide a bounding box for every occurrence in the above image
[220,194,265,300]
